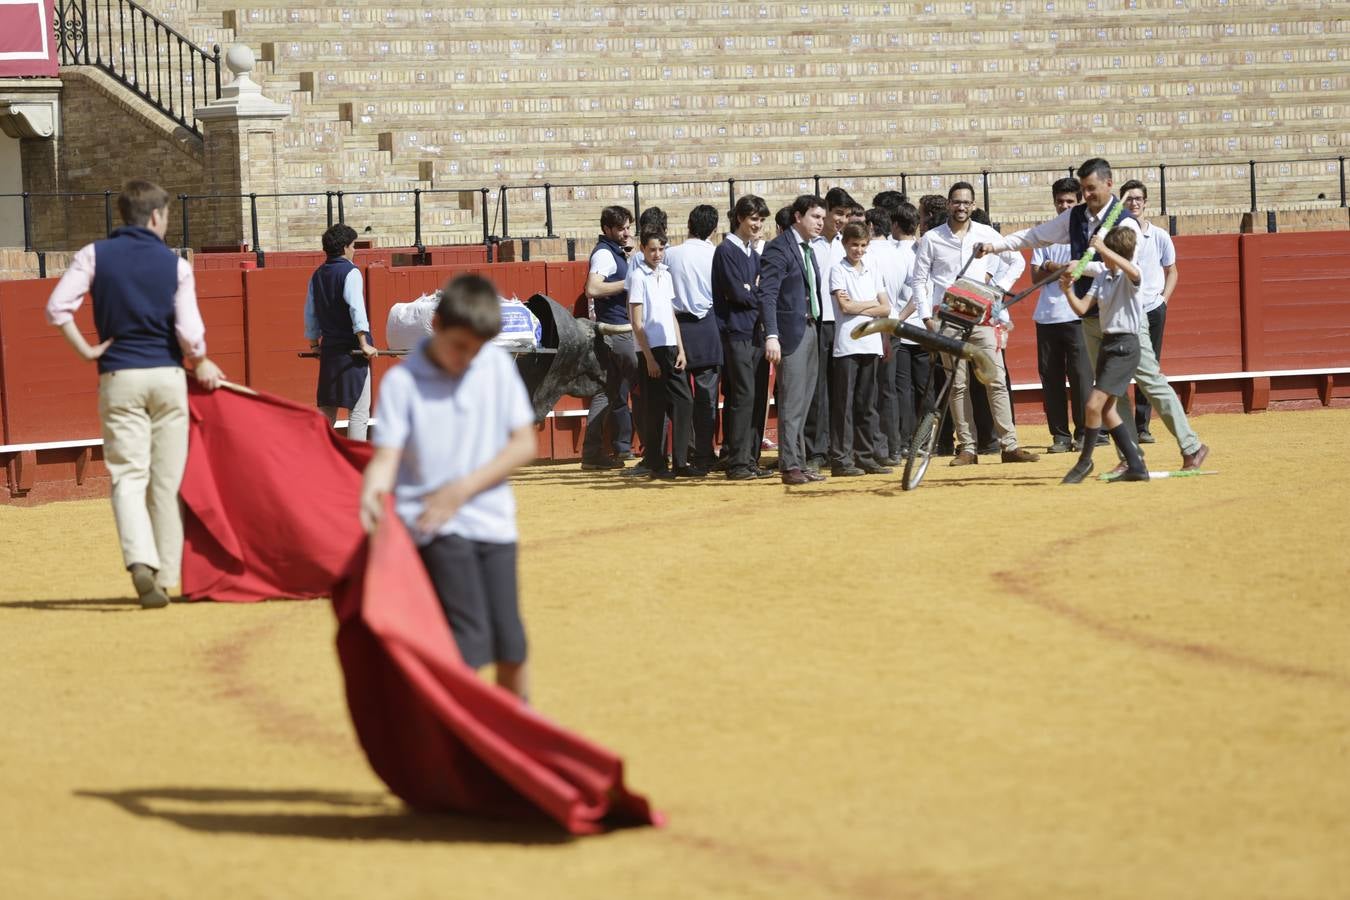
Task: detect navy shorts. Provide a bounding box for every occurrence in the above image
[417,535,527,669]
[1095,332,1141,397]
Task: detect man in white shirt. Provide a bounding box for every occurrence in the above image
[629,228,694,479]
[664,205,721,472]
[803,187,853,471]
[1120,179,1180,443]
[912,182,1039,465]
[1031,178,1095,453]
[978,158,1207,471]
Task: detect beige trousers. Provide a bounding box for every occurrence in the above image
[944,324,1019,453]
[98,367,189,588]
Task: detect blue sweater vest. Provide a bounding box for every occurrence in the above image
[90,226,184,374]
[590,235,630,325]
[309,256,361,349]
[1069,198,1136,302]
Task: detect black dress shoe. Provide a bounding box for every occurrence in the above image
[1095,433,1110,446]
[580,456,624,471]
[803,469,828,482]
[726,468,758,481]
[831,465,866,477]
[619,464,652,478]
[1113,468,1150,482]
[648,469,676,481]
[781,468,810,485]
[1047,441,1072,454]
[1061,460,1095,484]
[859,461,893,475]
[881,455,903,466]
[673,466,708,478]
[753,466,778,479]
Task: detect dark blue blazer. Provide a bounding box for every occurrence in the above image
[711,240,762,344]
[755,229,822,357]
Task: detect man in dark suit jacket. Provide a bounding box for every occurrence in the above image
[713,194,775,481]
[756,194,828,485]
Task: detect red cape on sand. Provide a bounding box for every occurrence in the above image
[180,384,661,834]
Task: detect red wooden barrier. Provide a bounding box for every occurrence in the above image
[545,261,591,315]
[194,252,257,271]
[1239,231,1350,371]
[241,267,321,404]
[0,278,101,444]
[195,270,248,387]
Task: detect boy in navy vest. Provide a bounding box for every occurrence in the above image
[581,205,638,470]
[304,224,377,440]
[45,179,225,608]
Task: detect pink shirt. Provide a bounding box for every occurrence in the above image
[45,243,207,360]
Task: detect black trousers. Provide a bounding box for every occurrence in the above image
[1035,320,1094,444]
[688,365,721,469]
[829,353,880,467]
[1135,304,1167,433]
[641,345,694,472]
[721,338,768,473]
[893,341,932,452]
[875,338,900,459]
[805,320,836,462]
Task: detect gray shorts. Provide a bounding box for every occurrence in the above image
[417,535,527,669]
[1095,332,1141,397]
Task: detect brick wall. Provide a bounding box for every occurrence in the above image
[24,69,205,251]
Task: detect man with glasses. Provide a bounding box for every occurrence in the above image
[1118,180,1179,444]
[912,182,1039,466]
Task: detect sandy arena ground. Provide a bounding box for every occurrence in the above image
[2,408,1348,900]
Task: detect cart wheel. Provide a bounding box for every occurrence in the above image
[903,409,942,491]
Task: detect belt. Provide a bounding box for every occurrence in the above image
[675,311,711,323]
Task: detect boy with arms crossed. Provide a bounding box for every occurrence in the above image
[629,229,696,479]
[361,274,537,699]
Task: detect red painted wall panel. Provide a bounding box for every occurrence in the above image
[1239,231,1350,371]
[1161,234,1244,375]
[241,268,322,404]
[194,271,247,387]
[0,278,102,443]
[545,262,591,315]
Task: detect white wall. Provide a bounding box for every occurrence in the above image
[0,135,23,247]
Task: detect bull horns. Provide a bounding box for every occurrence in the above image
[595,322,633,335]
[851,318,1001,386]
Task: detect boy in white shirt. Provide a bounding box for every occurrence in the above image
[1057,227,1150,485]
[360,274,539,699]
[864,207,919,464]
[828,222,896,477]
[629,229,695,479]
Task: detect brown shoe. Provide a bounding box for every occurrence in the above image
[1000,447,1040,463]
[1181,443,1209,471]
[781,467,810,485]
[950,451,978,467]
[804,469,828,482]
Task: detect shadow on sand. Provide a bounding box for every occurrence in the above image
[76,786,574,845]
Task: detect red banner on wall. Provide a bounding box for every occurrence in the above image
[0,0,58,77]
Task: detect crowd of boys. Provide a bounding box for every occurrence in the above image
[576,157,1207,484]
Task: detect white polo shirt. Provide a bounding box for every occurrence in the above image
[811,233,846,323]
[663,238,716,318]
[1030,243,1078,325]
[628,258,679,348]
[373,340,535,546]
[1138,222,1177,313]
[864,238,911,318]
[828,258,885,357]
[1088,268,1143,336]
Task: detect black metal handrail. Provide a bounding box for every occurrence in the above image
[4,153,1347,261]
[53,0,221,136]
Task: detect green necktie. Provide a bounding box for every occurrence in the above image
[800,241,820,321]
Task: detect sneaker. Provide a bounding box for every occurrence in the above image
[130,563,170,610]
[619,464,652,478]
[831,465,866,477]
[950,451,978,466]
[1061,460,1095,484]
[1047,441,1072,454]
[754,466,778,479]
[1138,430,1156,445]
[761,437,778,451]
[1181,443,1210,471]
[1001,448,1040,463]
